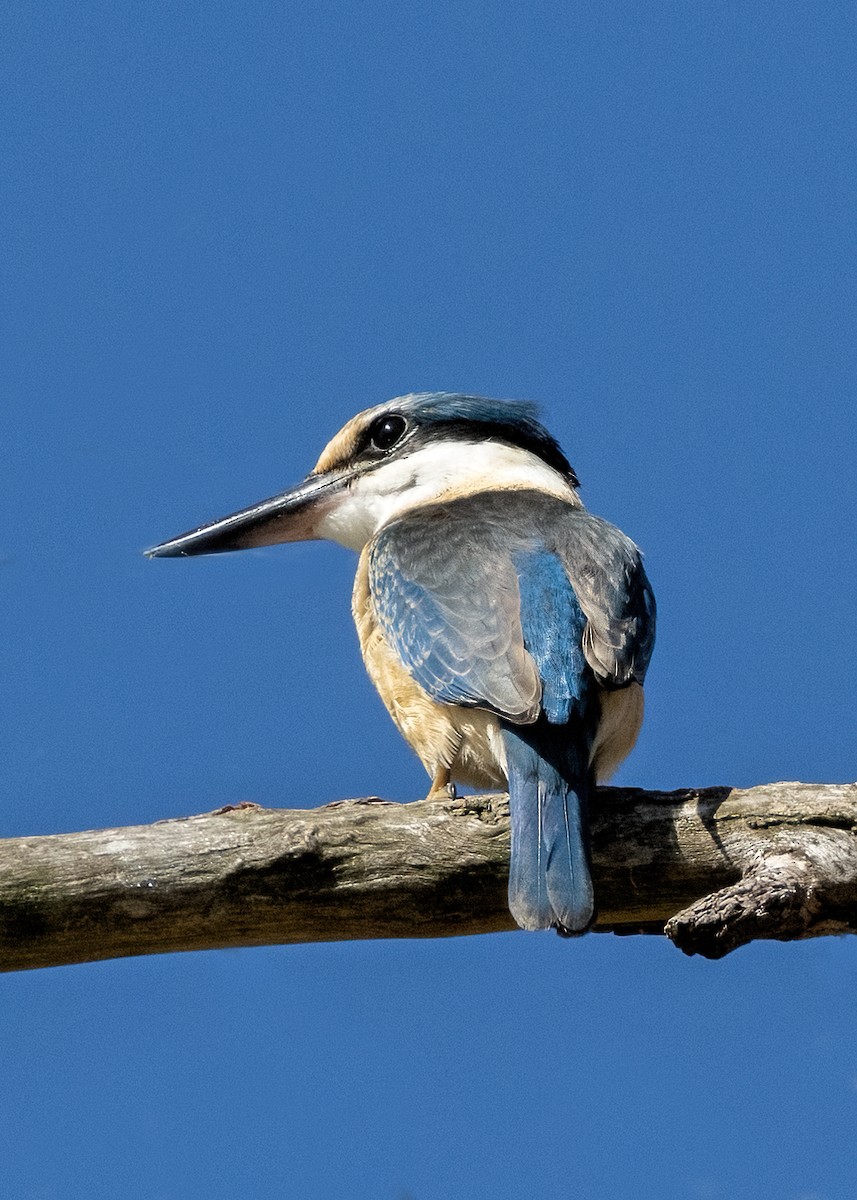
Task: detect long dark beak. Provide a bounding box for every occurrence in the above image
[145,470,349,558]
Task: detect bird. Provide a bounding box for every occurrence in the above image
[147,393,655,935]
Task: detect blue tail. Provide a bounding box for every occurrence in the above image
[503,720,595,935]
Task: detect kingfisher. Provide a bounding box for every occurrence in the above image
[147,393,655,935]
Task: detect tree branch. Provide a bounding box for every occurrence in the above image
[1,782,855,971]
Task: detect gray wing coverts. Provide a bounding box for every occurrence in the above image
[562,506,656,689]
[369,504,542,721]
[368,491,655,722]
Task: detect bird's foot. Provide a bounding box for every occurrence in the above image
[425,782,457,801]
[425,770,457,802]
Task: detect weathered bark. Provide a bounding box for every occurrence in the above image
[1,782,855,972]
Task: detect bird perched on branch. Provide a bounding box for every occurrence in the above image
[148,393,655,935]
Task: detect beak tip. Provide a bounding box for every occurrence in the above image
[144,542,183,559]
[144,529,252,558]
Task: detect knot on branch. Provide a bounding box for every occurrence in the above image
[665,828,857,959]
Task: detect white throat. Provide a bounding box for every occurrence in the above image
[314,439,579,551]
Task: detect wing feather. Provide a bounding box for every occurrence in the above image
[367,491,655,723]
[369,508,541,722]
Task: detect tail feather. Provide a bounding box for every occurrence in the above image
[503,722,595,935]
[508,774,553,930]
[541,777,594,935]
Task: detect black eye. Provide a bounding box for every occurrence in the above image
[367,413,407,452]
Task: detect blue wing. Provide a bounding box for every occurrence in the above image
[505,548,598,932]
[369,506,542,722]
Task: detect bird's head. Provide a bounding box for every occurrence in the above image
[146,392,580,558]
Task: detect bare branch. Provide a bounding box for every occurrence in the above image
[1,782,855,971]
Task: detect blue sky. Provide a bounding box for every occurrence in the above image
[2,3,856,1198]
